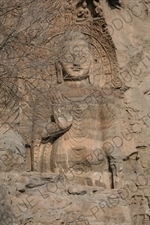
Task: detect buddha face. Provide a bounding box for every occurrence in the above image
[60,39,92,80]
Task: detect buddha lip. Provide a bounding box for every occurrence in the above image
[72,67,81,71]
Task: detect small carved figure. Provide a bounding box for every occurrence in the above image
[64,0,74,13]
[76,1,90,21]
[93,0,103,17]
[131,196,150,225]
[11,3,22,16]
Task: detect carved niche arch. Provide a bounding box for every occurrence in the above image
[31,0,123,171]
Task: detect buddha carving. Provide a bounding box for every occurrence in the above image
[76,1,90,21]
[37,31,124,188]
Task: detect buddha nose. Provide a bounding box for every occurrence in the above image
[73,57,80,66]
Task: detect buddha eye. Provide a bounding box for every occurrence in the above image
[64,54,73,63]
[80,52,89,63]
[73,45,80,53]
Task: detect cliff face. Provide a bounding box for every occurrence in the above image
[0,0,150,225]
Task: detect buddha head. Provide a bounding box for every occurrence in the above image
[82,1,88,8]
[56,31,93,83]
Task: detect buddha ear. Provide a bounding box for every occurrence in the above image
[55,62,64,84]
[88,57,94,84]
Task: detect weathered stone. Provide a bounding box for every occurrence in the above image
[0,0,150,224]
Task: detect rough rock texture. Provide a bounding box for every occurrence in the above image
[0,0,150,224]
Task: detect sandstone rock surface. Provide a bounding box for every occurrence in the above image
[0,0,150,224]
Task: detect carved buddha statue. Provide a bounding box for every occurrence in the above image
[37,31,124,188]
[76,1,90,21]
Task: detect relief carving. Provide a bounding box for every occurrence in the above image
[93,0,103,18]
[76,1,91,21]
[35,30,131,189]
[75,0,104,22]
[130,195,150,225]
[64,0,74,13]
[0,1,149,224]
